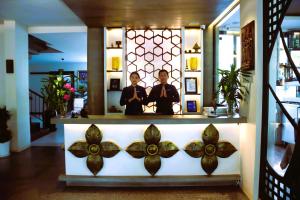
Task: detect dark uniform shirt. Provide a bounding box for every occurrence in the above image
[147,84,179,114]
[120,85,147,115]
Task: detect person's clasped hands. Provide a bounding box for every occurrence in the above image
[129,87,141,102]
[160,85,168,98]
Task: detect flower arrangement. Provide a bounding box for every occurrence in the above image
[41,72,75,116]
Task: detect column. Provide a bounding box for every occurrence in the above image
[0,23,5,105]
[2,20,30,151]
[87,28,105,114]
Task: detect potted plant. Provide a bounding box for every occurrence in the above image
[216,64,250,116]
[0,106,12,157]
[41,72,75,118]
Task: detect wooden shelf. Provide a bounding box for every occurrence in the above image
[107,47,122,49]
[107,70,123,72]
[185,70,201,72]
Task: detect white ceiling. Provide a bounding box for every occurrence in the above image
[219,8,240,32]
[29,32,87,64]
[0,0,83,26]
[282,16,300,31]
[0,0,87,64]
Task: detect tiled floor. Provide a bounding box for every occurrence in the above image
[0,147,248,200]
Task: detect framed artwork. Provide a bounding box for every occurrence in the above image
[110,78,120,90]
[185,77,198,94]
[77,70,88,86]
[241,20,255,71]
[187,100,197,112]
[77,70,88,97]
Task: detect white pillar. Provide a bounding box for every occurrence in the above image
[239,0,263,199]
[2,20,30,152]
[0,24,5,105]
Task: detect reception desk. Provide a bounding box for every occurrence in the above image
[52,115,246,187]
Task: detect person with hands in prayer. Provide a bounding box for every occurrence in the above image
[147,69,179,114]
[120,72,147,115]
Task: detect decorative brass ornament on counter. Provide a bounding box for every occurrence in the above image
[185,124,237,175]
[68,124,120,176]
[126,124,179,176]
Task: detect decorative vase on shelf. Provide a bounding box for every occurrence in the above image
[116,41,122,48]
[185,59,189,70]
[193,42,201,53]
[112,57,120,71]
[58,102,68,118]
[227,101,234,117]
[190,57,198,71]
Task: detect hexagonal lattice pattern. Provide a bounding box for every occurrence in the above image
[135,34,145,45]
[126,28,182,113]
[153,34,163,45]
[162,29,172,39]
[153,46,163,57]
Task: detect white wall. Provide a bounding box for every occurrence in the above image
[29,62,87,94]
[0,24,5,106]
[239,0,263,199]
[3,20,30,151]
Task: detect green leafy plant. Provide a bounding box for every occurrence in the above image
[216,64,251,114]
[76,84,87,98]
[0,106,12,143]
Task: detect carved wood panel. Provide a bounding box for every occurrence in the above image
[241,20,254,71]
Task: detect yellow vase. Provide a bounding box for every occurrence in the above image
[112,57,120,71]
[190,57,198,71]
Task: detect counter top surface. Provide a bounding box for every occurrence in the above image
[51,114,247,124]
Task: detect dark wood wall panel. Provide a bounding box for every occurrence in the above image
[63,0,234,27]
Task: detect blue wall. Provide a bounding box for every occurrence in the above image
[29,62,87,94]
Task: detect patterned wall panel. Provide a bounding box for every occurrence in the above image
[265,0,291,60]
[126,29,182,113]
[261,0,299,199]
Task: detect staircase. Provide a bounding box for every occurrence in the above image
[29,89,50,141]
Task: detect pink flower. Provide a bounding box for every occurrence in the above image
[64,83,71,89]
[70,87,75,93]
[63,94,70,101]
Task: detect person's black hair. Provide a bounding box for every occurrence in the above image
[158,69,169,76]
[130,71,140,79]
